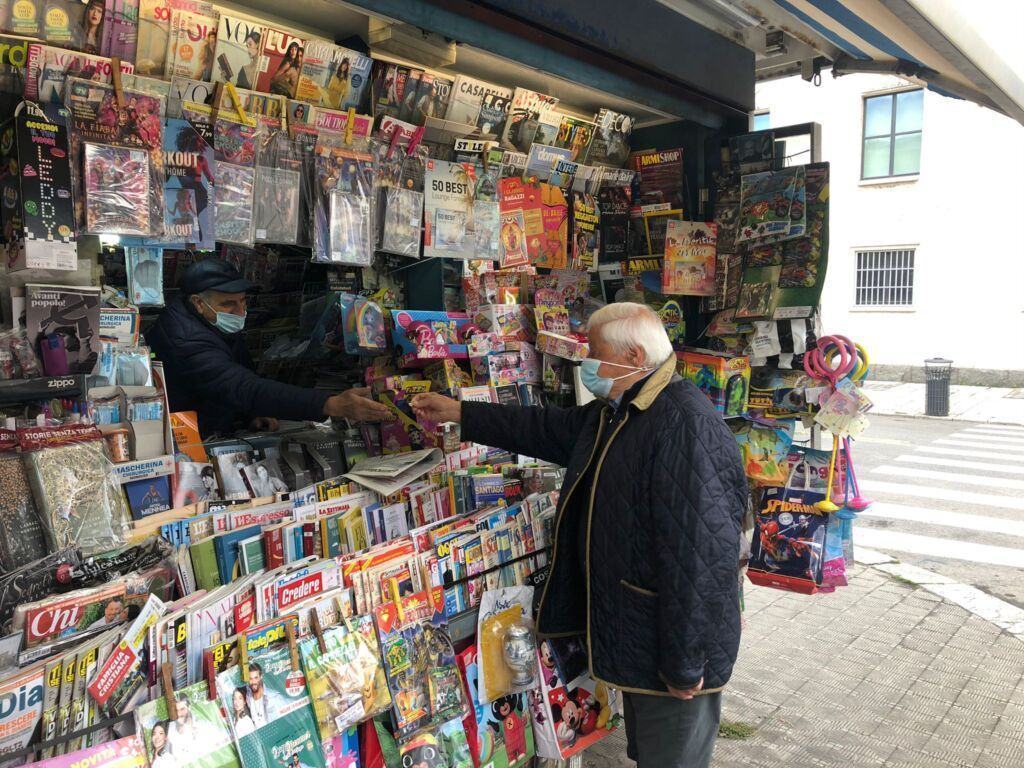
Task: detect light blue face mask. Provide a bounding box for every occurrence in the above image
[203,300,246,335]
[579,358,650,400]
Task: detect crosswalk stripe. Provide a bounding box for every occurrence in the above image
[859,501,1024,537]
[854,527,1024,568]
[933,438,1024,456]
[858,479,1024,511]
[959,423,1024,433]
[962,427,1024,438]
[893,454,1024,476]
[953,432,1024,446]
[872,465,1024,491]
[916,445,1024,463]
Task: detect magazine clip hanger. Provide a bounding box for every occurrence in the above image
[386,124,403,160]
[161,664,178,720]
[344,107,356,146]
[391,580,406,624]
[211,82,224,125]
[109,57,125,110]
[480,147,489,174]
[285,620,300,672]
[310,609,328,654]
[224,82,255,127]
[238,632,249,680]
[407,126,425,156]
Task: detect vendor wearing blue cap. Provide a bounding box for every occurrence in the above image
[147,258,390,437]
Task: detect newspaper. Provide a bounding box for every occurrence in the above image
[343,448,442,496]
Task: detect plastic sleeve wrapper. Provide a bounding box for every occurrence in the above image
[376,187,423,257]
[253,130,304,245]
[0,453,50,571]
[312,133,375,264]
[93,342,153,386]
[476,586,537,704]
[63,77,167,238]
[21,433,131,557]
[125,246,165,306]
[181,102,263,247]
[0,330,43,380]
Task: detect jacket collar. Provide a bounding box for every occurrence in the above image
[628,355,678,412]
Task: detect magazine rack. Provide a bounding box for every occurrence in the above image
[12,712,135,762]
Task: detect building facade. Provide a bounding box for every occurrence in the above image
[755,74,1024,383]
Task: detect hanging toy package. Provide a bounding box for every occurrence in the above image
[748,482,830,594]
[64,77,167,239]
[476,586,537,705]
[313,132,375,265]
[730,418,794,486]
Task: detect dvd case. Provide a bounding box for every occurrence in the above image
[329,189,372,266]
[83,143,151,235]
[214,163,254,246]
[378,187,422,257]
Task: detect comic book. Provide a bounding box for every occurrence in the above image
[294,40,369,110]
[163,7,217,81]
[216,644,326,768]
[255,26,304,97]
[554,115,595,163]
[662,220,716,296]
[24,44,135,103]
[501,87,558,153]
[212,14,265,90]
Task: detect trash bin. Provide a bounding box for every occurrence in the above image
[925,358,953,417]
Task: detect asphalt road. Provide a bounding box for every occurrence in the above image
[849,414,1024,608]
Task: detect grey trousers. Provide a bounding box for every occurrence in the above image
[623,691,722,768]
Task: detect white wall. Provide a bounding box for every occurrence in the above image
[755,74,1024,372]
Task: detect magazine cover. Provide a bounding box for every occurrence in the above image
[103,0,140,62]
[423,159,477,261]
[587,108,632,167]
[212,15,265,89]
[33,735,148,768]
[24,283,102,373]
[0,34,29,93]
[5,0,41,37]
[216,644,326,768]
[159,117,215,249]
[396,68,421,122]
[409,73,452,124]
[172,461,217,507]
[536,184,568,270]
[294,40,369,110]
[41,0,88,49]
[84,143,151,236]
[136,680,239,768]
[631,147,684,210]
[14,582,126,648]
[570,192,598,271]
[214,163,255,246]
[554,115,595,162]
[662,220,716,296]
[445,74,507,129]
[524,144,571,184]
[501,87,558,153]
[24,43,135,103]
[256,26,304,98]
[498,177,542,267]
[164,8,217,81]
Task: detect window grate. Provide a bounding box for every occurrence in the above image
[855,248,915,307]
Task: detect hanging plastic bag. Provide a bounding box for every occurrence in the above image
[313,132,375,264]
[254,130,304,245]
[477,586,536,705]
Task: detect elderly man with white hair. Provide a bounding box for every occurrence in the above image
[412,302,746,768]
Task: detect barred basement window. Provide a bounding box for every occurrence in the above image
[855,248,915,307]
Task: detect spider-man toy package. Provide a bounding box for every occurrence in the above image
[748,485,829,594]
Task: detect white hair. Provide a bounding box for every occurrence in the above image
[586,302,674,368]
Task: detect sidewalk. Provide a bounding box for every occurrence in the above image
[582,563,1024,768]
[863,381,1024,425]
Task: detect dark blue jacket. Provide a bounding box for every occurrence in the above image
[461,355,746,696]
[146,298,329,437]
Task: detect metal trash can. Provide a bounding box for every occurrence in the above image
[925,358,953,417]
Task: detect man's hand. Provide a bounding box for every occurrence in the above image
[323,387,393,422]
[249,416,279,432]
[410,393,462,424]
[667,678,703,701]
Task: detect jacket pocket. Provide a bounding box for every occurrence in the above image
[620,579,658,597]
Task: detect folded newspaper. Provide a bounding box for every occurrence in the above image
[343,448,442,495]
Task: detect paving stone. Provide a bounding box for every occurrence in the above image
[583,565,1024,768]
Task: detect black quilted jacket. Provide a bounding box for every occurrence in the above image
[461,356,747,696]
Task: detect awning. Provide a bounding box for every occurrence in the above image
[691,0,1024,125]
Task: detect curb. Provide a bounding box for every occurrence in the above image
[855,547,1024,640]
